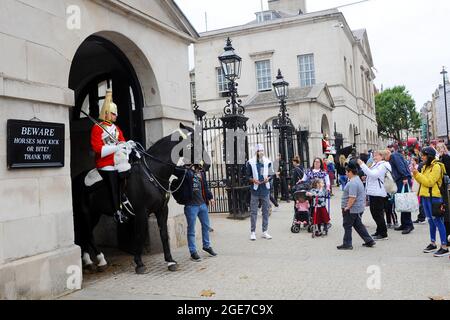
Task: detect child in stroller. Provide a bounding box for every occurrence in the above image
[291,181,312,233]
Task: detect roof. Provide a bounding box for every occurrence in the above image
[246,83,335,108]
[199,8,340,38]
[352,29,366,41]
[244,10,297,26]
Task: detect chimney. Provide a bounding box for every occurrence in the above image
[268,0,307,14]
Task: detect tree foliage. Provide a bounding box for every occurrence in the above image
[375,86,420,141]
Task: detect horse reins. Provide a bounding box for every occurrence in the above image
[140,153,188,195]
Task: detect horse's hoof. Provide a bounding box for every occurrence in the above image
[97,264,108,272]
[168,263,178,272]
[135,266,149,274]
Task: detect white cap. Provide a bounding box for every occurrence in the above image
[255,144,265,152]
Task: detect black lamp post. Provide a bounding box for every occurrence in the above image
[441,66,449,143]
[218,38,249,219]
[273,70,293,201]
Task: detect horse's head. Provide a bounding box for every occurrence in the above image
[175,123,211,171]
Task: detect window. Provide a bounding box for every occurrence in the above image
[255,60,272,91]
[344,57,348,88]
[350,65,354,93]
[217,68,229,93]
[298,54,316,87]
[256,11,273,22]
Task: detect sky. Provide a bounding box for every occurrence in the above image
[175,0,450,110]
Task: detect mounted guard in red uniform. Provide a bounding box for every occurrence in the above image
[90,89,133,223]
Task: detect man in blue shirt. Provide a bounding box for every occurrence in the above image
[246,144,274,241]
[387,148,414,234]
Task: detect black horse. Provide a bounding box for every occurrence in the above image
[334,145,355,162]
[72,123,203,274]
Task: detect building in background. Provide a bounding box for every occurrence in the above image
[433,82,450,141]
[193,0,379,163]
[420,101,436,144]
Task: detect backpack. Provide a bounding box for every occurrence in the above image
[384,166,398,194]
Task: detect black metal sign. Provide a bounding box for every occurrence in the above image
[7,120,65,169]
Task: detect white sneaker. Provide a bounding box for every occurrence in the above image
[250,232,256,241]
[262,231,273,240]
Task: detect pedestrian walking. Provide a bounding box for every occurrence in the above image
[412,147,449,257]
[387,147,414,234]
[358,150,391,241]
[337,162,375,250]
[247,144,274,241]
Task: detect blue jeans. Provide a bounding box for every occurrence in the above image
[421,197,448,245]
[184,204,211,254]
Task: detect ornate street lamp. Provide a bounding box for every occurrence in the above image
[272,69,292,127]
[219,38,244,116]
[218,38,249,219]
[218,37,242,82]
[273,69,289,101]
[272,69,293,202]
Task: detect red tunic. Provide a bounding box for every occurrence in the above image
[90,121,125,169]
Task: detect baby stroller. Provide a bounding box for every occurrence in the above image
[291,182,313,233]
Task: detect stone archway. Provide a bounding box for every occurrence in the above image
[68,32,159,177]
[68,32,159,251]
[321,114,331,136]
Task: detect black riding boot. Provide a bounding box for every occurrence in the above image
[119,171,134,217]
[99,170,128,224]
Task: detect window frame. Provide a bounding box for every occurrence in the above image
[298,54,316,88]
[255,59,272,92]
[216,67,230,94]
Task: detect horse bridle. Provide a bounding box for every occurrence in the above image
[133,138,190,195]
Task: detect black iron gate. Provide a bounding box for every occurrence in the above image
[202,117,310,214]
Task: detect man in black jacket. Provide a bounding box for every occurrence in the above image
[387,149,414,234]
[173,163,217,262]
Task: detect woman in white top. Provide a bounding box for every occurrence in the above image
[357,150,392,241]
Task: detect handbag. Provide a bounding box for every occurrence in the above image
[429,184,446,218]
[394,184,419,213]
[431,201,446,218]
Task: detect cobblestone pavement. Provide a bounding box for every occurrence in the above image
[62,189,450,300]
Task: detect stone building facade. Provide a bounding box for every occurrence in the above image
[0,0,197,299]
[193,0,379,163]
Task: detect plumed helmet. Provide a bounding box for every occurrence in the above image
[99,90,118,121]
[422,147,436,158]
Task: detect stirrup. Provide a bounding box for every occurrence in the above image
[114,210,129,224]
[121,197,135,216]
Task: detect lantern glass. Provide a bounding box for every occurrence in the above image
[273,70,289,100]
[218,38,242,81]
